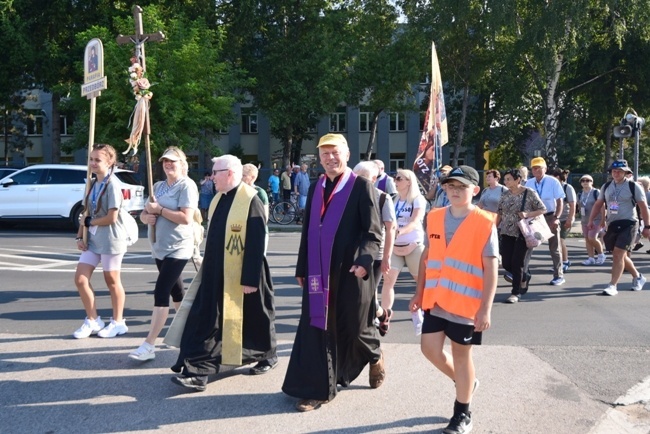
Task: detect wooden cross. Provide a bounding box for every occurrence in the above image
[116,5,165,242]
[116,5,165,73]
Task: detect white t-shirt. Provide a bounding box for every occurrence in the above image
[394,195,426,244]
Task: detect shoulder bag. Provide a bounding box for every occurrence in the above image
[517,189,553,248]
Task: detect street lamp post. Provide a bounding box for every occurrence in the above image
[613,109,645,179]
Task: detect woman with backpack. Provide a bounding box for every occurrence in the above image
[379,169,426,334]
[73,144,129,339]
[579,175,606,265]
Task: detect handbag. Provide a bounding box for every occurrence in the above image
[516,189,552,248]
[393,242,418,256]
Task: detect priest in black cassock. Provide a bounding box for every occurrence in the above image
[164,154,277,391]
[282,133,384,412]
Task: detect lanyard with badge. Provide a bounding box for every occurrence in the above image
[609,183,624,214]
[580,190,591,216]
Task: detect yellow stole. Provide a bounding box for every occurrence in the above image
[162,183,255,366]
[212,183,256,365]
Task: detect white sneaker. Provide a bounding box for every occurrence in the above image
[582,257,596,265]
[73,316,105,339]
[595,253,606,265]
[602,284,618,296]
[128,342,156,361]
[98,319,128,338]
[632,274,647,291]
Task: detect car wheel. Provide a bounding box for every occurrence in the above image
[71,203,84,230]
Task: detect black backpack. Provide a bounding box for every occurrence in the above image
[601,180,637,207]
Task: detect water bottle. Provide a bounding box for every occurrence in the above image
[411,309,424,336]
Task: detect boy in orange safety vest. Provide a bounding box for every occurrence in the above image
[410,165,498,434]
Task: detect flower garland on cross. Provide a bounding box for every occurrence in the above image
[124,56,154,156]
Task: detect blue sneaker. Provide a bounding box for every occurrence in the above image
[550,277,566,286]
[504,272,513,283]
[562,261,571,272]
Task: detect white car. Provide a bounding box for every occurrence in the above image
[0,164,145,229]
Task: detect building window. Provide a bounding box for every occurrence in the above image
[60,115,73,136]
[389,112,405,132]
[241,110,258,134]
[389,153,406,173]
[359,112,371,132]
[330,109,346,132]
[27,115,44,136]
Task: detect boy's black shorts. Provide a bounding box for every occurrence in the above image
[422,311,482,345]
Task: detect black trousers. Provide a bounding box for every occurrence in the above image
[153,257,188,306]
[501,235,532,296]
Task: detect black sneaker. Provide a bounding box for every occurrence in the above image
[443,412,473,434]
[171,375,208,392]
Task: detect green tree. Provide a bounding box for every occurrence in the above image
[64,6,246,163]
[219,0,355,167]
[346,0,423,160]
[494,0,650,168]
[403,0,503,167]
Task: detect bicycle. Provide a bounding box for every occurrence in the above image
[271,193,302,225]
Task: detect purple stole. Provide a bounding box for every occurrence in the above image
[377,175,387,192]
[307,170,357,330]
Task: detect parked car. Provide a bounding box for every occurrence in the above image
[0,166,20,180]
[0,164,145,229]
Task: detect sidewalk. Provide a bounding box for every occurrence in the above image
[1,333,647,433]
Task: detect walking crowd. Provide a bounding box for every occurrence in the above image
[70,137,649,434]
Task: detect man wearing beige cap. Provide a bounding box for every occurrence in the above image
[525,157,566,285]
[283,133,384,412]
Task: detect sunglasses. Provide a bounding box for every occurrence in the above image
[212,169,229,175]
[580,179,592,183]
[394,175,408,182]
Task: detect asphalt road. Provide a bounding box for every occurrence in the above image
[1,225,649,433]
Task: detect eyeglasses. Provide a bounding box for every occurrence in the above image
[580,179,592,183]
[445,183,470,192]
[212,169,229,175]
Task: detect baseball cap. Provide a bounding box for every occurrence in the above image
[158,147,186,162]
[530,157,547,168]
[441,165,480,186]
[317,133,348,148]
[609,159,632,172]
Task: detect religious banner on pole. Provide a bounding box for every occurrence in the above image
[80,38,108,242]
[81,39,107,97]
[413,41,448,197]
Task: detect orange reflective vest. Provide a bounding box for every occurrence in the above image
[421,207,495,319]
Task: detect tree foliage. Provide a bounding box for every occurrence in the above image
[61,6,246,162]
[4,0,650,177]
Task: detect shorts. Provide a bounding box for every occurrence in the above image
[603,220,637,252]
[422,312,482,345]
[581,222,602,239]
[390,243,424,277]
[78,250,125,271]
